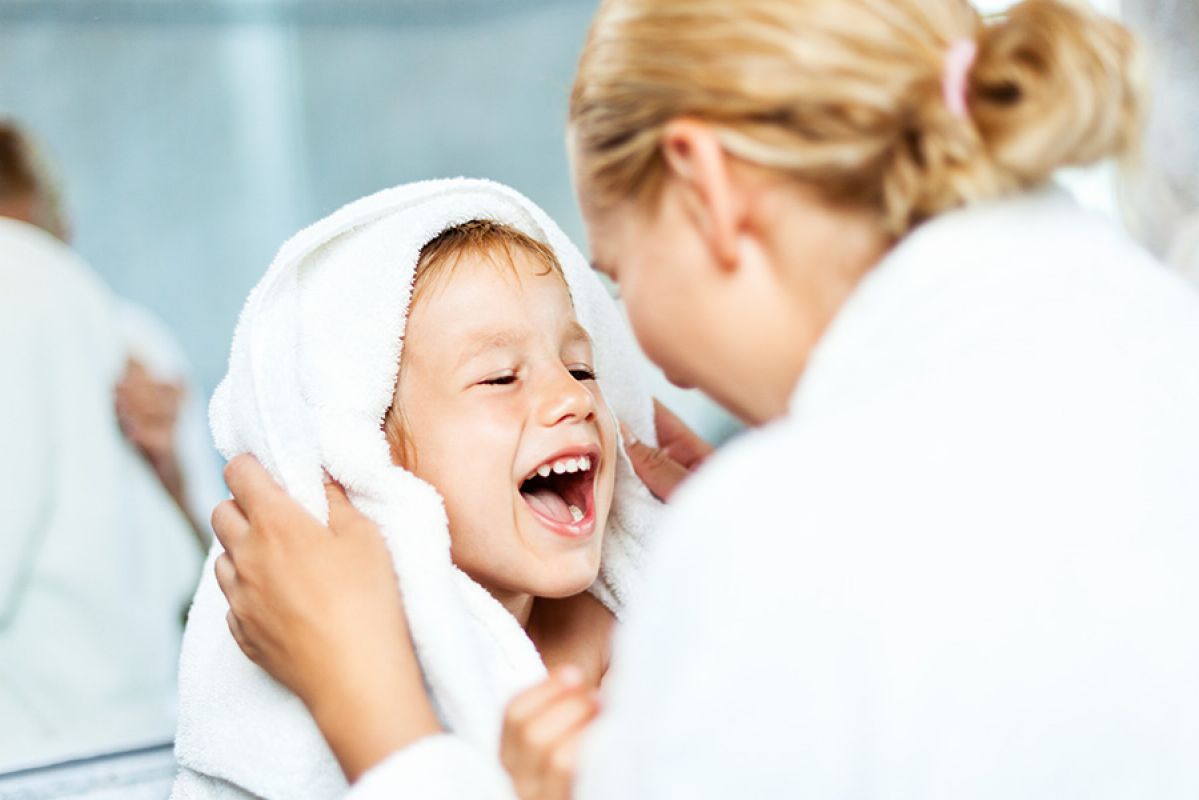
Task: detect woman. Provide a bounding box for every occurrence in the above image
[213,0,1199,798]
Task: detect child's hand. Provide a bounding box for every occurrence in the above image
[501,667,600,800]
[212,455,441,781]
[620,399,715,501]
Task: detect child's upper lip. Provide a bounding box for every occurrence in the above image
[519,444,602,483]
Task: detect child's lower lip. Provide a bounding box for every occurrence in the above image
[521,494,596,539]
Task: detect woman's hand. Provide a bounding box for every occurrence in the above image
[501,667,600,800]
[621,399,715,501]
[115,358,208,544]
[212,454,441,782]
[115,358,184,487]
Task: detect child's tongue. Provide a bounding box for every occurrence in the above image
[524,487,574,523]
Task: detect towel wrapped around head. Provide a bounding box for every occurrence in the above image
[172,179,664,799]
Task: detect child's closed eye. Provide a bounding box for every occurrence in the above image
[569,367,598,382]
[479,373,518,386]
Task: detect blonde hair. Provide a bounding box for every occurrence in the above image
[571,0,1144,236]
[0,120,69,241]
[383,220,567,467]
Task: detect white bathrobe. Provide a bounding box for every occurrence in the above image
[0,219,202,767]
[353,187,1199,798]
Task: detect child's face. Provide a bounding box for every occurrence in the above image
[395,248,617,602]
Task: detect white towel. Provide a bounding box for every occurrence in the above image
[172,179,663,799]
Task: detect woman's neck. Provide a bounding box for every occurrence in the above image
[744,186,890,422]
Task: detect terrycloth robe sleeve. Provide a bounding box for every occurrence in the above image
[346,735,517,800]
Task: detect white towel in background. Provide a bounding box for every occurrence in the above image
[172,179,664,799]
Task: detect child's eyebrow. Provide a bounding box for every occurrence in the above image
[456,329,528,369]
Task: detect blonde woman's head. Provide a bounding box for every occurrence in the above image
[569,0,1145,424]
[0,120,69,242]
[571,0,1143,236]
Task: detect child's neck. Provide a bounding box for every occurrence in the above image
[488,587,537,629]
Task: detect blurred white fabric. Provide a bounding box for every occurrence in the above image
[580,188,1199,799]
[0,218,202,768]
[1120,0,1199,287]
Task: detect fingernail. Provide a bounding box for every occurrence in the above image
[619,421,639,448]
[557,665,585,687]
[321,468,333,485]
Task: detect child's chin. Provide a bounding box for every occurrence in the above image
[533,565,601,599]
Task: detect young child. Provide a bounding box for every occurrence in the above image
[173,179,662,800]
[382,219,619,668]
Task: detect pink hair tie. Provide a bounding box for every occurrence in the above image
[942,39,978,119]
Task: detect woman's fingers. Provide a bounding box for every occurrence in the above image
[502,668,598,800]
[520,691,599,755]
[620,402,715,501]
[619,421,692,502]
[542,733,585,800]
[225,609,252,658]
[211,499,249,553]
[507,667,586,729]
[214,552,238,597]
[652,399,714,468]
[325,480,374,539]
[223,454,291,525]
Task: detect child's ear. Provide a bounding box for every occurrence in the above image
[659,119,745,273]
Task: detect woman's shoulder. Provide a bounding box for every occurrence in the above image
[793,187,1199,418]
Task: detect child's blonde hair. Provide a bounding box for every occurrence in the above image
[384,220,567,467]
[570,0,1144,236]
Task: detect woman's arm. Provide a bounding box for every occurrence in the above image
[115,358,208,548]
[212,455,441,782]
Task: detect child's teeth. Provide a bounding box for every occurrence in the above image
[569,504,584,522]
[532,455,594,479]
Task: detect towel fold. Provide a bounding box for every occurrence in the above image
[173,179,663,799]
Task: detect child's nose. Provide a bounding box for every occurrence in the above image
[537,367,596,427]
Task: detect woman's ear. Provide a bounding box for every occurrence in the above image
[659,119,744,272]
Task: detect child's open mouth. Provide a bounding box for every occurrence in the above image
[518,447,599,538]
